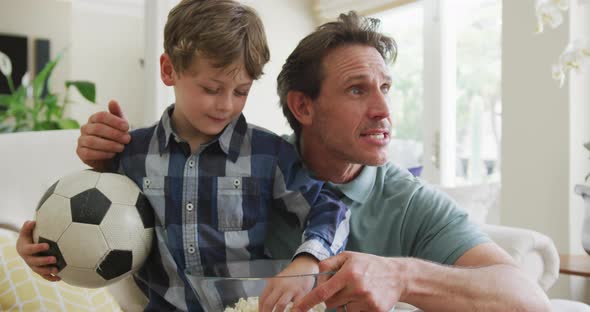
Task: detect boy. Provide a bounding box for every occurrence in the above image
[16,1,349,311]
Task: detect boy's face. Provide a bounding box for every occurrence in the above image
[161,54,252,145]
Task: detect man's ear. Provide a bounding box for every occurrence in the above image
[160,53,176,86]
[286,91,314,126]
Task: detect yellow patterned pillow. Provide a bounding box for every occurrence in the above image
[0,229,122,311]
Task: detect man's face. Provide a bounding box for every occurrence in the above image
[309,44,392,166]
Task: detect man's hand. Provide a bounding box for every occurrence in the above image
[77,100,131,171]
[292,251,404,312]
[15,221,61,282]
[259,254,319,312]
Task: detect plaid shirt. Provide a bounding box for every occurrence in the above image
[113,105,350,311]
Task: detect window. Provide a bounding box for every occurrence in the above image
[373,0,502,186]
[454,0,502,185]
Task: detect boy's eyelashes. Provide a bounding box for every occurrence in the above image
[234,89,250,97]
[201,86,221,95]
[200,85,250,97]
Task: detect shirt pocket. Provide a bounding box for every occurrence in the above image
[216,176,260,231]
[141,176,166,225]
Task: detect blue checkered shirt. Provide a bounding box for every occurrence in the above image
[113,105,350,311]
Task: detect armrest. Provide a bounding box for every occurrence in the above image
[106,275,148,312]
[481,224,559,291]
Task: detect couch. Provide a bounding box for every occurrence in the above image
[0,130,586,311]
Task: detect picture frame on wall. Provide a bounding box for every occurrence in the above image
[0,33,28,94]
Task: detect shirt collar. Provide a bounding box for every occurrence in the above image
[286,133,377,204]
[328,166,377,204]
[156,104,247,162]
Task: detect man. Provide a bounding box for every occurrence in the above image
[76,12,550,312]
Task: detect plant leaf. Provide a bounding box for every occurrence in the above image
[35,120,60,131]
[58,118,80,129]
[66,81,96,103]
[0,93,11,107]
[33,54,62,100]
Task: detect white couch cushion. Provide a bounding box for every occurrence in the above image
[0,130,88,231]
[436,183,500,224]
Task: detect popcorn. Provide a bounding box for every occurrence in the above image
[224,297,326,312]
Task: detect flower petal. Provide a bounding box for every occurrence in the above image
[0,50,12,78]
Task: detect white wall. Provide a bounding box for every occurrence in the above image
[0,0,145,128]
[143,0,315,134]
[0,0,71,97]
[240,0,316,136]
[502,0,590,301]
[69,0,145,129]
[568,0,590,302]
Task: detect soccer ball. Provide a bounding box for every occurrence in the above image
[33,170,154,288]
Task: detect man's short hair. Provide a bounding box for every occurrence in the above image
[277,11,397,135]
[164,0,270,79]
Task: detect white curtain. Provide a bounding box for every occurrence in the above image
[312,0,418,22]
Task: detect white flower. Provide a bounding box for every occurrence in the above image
[21,72,30,87]
[0,50,12,78]
[552,64,565,87]
[535,0,568,33]
[552,39,590,87]
[553,0,570,10]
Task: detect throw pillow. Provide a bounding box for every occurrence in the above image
[0,229,122,311]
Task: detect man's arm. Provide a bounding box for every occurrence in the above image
[77,100,130,171]
[292,244,551,312]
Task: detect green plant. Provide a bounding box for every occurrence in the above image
[0,50,96,132]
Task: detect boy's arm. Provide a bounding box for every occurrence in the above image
[272,140,350,261]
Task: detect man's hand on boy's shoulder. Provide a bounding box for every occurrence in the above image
[77,100,131,171]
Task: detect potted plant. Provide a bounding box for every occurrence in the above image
[575,141,590,255]
[0,50,96,133]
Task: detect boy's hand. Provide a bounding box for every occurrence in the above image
[259,254,319,312]
[15,221,61,282]
[77,100,131,171]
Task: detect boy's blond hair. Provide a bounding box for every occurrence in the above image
[164,0,270,79]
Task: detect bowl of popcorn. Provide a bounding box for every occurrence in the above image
[184,259,330,312]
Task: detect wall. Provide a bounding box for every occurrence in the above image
[568,0,590,302]
[69,0,145,128]
[0,0,71,98]
[502,0,588,300]
[143,0,316,135]
[240,0,316,136]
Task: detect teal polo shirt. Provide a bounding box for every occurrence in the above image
[265,135,490,265]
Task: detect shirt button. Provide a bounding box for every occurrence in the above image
[233,179,240,188]
[186,202,194,211]
[188,247,196,254]
[188,160,195,168]
[144,179,151,188]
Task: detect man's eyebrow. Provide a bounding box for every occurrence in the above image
[343,74,369,85]
[383,74,392,83]
[343,74,392,84]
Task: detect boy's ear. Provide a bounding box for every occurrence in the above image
[286,91,314,126]
[160,53,176,86]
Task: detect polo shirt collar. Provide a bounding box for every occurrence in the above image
[328,165,376,204]
[286,133,377,204]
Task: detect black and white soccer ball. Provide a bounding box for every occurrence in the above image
[33,170,154,288]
